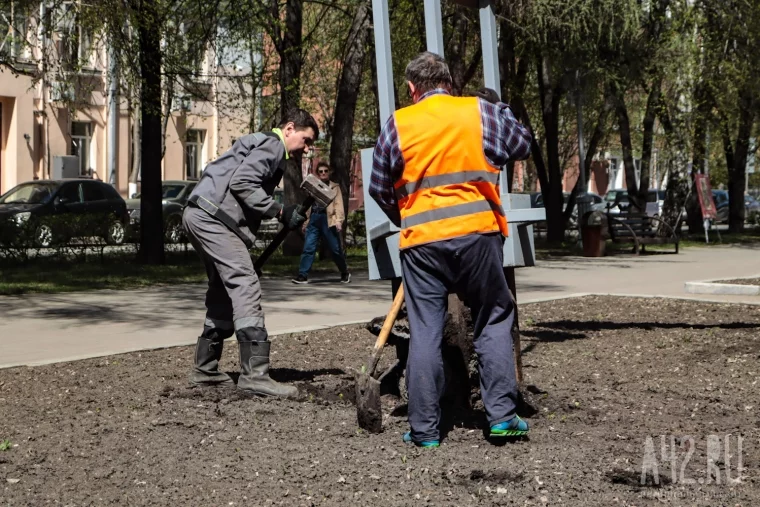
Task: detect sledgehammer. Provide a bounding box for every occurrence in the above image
[355,284,405,433]
[253,173,337,275]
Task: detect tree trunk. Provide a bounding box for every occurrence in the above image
[279,0,304,255]
[639,82,661,200]
[564,87,613,219]
[585,90,613,183]
[727,88,754,233]
[330,0,370,224]
[160,76,174,161]
[613,87,641,212]
[499,32,527,192]
[498,16,516,103]
[537,54,566,243]
[686,81,710,233]
[137,0,165,264]
[128,96,141,198]
[367,26,381,137]
[656,96,690,232]
[446,10,481,96]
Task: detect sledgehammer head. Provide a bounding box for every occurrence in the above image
[300,173,337,208]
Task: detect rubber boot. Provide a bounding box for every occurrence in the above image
[189,329,234,387]
[236,328,298,398]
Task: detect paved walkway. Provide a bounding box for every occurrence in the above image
[2,245,758,368]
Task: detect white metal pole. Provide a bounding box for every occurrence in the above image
[479,0,500,96]
[424,0,445,57]
[479,0,505,191]
[371,0,396,126]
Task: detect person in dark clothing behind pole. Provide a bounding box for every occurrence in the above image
[292,161,351,284]
[369,52,533,447]
[182,109,317,398]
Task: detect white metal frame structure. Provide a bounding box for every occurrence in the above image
[361,0,546,280]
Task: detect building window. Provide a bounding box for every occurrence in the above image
[70,121,92,176]
[0,4,28,59]
[185,129,205,179]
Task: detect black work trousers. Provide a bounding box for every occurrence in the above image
[401,232,518,442]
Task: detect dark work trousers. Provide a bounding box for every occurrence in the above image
[183,206,266,333]
[401,232,518,442]
[298,211,349,277]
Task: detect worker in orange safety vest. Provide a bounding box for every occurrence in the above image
[369,52,533,447]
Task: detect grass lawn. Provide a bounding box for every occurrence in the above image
[0,246,368,295]
[2,225,757,295]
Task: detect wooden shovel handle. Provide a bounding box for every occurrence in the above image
[368,284,405,375]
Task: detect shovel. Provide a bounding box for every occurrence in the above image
[355,284,405,433]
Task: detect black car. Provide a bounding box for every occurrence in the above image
[529,190,603,228]
[126,180,198,243]
[0,179,128,247]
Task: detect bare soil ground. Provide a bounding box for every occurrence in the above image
[716,278,760,286]
[1,296,759,506]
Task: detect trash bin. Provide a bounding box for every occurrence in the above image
[581,210,606,257]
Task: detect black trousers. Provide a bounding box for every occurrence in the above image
[401,233,518,442]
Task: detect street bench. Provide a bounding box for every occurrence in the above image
[607,211,679,254]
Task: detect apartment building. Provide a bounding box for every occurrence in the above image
[0,1,254,197]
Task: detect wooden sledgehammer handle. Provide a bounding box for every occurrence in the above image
[367,284,405,377]
[254,196,314,274]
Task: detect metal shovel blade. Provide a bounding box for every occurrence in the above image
[354,285,405,434]
[355,372,382,433]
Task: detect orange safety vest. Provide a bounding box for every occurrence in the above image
[394,94,507,250]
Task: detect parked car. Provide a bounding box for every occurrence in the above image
[0,179,128,247]
[529,191,603,228]
[595,189,664,218]
[744,194,760,220]
[126,180,197,243]
[745,194,760,209]
[690,191,759,224]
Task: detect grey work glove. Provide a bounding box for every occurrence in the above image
[279,204,306,230]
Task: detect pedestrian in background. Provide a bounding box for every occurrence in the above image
[292,162,351,284]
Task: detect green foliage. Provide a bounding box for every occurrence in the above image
[345,210,366,247]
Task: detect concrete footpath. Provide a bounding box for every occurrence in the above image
[1,244,758,368]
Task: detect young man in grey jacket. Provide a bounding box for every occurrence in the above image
[182,109,318,398]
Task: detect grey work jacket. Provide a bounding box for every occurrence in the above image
[189,132,286,246]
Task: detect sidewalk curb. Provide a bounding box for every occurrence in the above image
[684,282,760,296]
[519,292,760,306]
[683,273,760,296]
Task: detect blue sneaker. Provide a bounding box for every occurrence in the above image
[402,431,440,448]
[490,416,529,437]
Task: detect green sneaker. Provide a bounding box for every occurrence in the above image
[402,431,440,448]
[490,416,529,437]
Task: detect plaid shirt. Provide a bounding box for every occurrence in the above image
[369,88,532,219]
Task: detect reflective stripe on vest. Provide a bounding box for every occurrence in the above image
[394,94,508,249]
[401,199,504,228]
[395,170,501,200]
